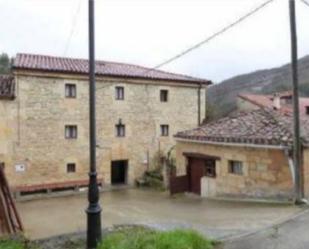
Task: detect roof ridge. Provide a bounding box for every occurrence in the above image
[16,53,87,62]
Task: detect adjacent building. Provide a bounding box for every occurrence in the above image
[173,105,309,202]
[0,53,211,195]
[237,91,309,115]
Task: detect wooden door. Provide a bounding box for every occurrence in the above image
[188,158,205,195]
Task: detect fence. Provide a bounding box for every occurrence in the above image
[0,163,23,234]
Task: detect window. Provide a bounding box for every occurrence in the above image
[67,163,76,173]
[160,90,168,102]
[160,125,169,136]
[116,121,125,137]
[115,86,124,100]
[229,161,243,175]
[306,106,309,115]
[65,125,78,139]
[205,160,216,178]
[65,84,76,98]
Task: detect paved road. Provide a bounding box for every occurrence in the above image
[222,209,309,249]
[16,189,301,240]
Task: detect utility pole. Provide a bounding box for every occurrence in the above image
[86,0,102,248]
[289,0,304,204]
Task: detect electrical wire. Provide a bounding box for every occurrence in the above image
[143,0,276,75]
[94,0,276,92]
[63,0,82,56]
[300,0,309,7]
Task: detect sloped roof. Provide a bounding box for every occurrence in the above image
[0,75,15,100]
[175,108,309,147]
[238,93,309,116]
[13,53,211,85]
[238,93,274,108]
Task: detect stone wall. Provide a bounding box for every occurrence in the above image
[0,100,17,165]
[175,140,294,200]
[303,148,309,198]
[2,71,206,190]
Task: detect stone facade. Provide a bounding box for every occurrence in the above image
[303,149,309,198]
[0,70,206,192]
[175,141,294,201]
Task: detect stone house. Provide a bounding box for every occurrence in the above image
[0,53,211,195]
[173,107,309,201]
[237,91,309,115]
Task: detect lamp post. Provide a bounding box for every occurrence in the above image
[86,0,102,248]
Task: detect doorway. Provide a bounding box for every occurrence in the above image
[111,160,128,185]
[187,157,216,195]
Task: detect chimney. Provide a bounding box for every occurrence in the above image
[273,93,281,110]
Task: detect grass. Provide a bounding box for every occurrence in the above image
[0,240,29,249]
[99,227,216,249]
[0,228,217,249]
[0,237,38,249]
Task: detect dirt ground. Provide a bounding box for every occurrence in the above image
[16,189,301,240]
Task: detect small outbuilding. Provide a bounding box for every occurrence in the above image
[173,108,309,202]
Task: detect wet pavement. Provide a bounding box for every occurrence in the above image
[222,209,309,249]
[16,189,301,240]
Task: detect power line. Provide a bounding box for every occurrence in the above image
[97,0,276,92]
[144,0,276,75]
[63,0,82,56]
[300,0,309,7]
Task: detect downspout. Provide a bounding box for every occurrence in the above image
[205,84,207,122]
[284,148,307,204]
[284,149,295,186]
[197,83,201,126]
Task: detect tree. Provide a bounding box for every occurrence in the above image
[0,53,11,74]
[204,101,217,123]
[299,82,309,97]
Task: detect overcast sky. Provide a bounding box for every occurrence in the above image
[1,0,309,82]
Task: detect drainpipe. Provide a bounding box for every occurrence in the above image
[197,83,201,126]
[285,149,295,185]
[284,149,307,204]
[204,84,207,122]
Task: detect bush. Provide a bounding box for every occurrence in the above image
[99,228,215,249]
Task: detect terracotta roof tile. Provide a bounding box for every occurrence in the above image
[238,93,309,116]
[175,108,307,147]
[0,75,15,100]
[13,53,211,85]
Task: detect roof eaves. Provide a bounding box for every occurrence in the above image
[13,67,211,85]
[174,136,290,150]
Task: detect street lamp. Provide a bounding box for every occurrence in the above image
[86,0,102,248]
